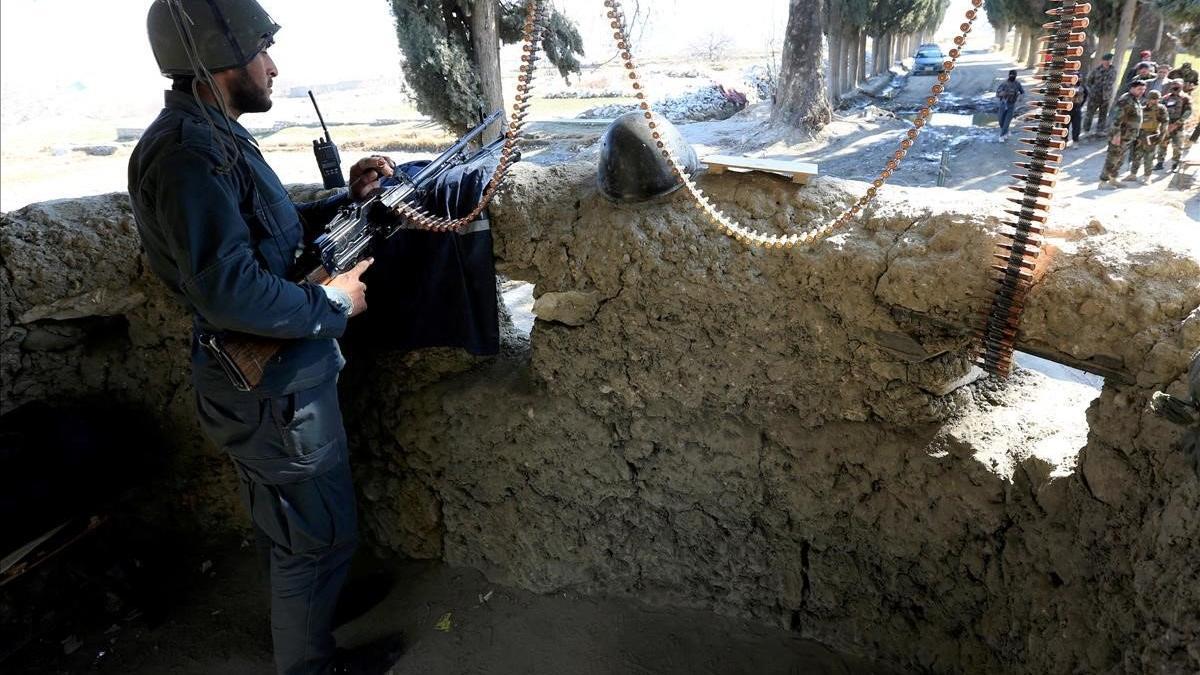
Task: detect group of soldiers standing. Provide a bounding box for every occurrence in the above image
[1091,51,1196,189]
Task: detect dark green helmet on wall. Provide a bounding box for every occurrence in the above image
[147,0,281,77]
[597,112,699,203]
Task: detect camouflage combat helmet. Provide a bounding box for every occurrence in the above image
[1148,89,1162,99]
[147,0,280,77]
[597,112,699,202]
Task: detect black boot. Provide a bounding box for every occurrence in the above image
[331,633,405,674]
[1172,161,1179,173]
[1154,161,1164,171]
[333,568,397,629]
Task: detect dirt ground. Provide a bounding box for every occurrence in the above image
[4,533,895,675]
[509,48,1198,225]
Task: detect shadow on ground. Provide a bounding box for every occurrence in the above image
[4,530,901,675]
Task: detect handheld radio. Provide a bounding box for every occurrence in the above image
[308,90,345,189]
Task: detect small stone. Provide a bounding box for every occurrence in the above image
[532,290,604,326]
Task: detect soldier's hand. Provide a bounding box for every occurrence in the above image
[327,258,374,317]
[348,156,395,202]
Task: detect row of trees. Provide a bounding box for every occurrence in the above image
[387,0,1200,138]
[773,0,949,131]
[991,0,1200,75]
[988,0,1200,109]
[768,0,1199,133]
[388,0,954,135]
[824,0,949,104]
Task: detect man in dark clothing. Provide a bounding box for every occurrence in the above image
[1125,61,1154,87]
[127,1,397,673]
[996,70,1024,141]
[1068,84,1088,144]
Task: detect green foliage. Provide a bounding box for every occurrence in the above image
[872,0,946,37]
[1157,0,1200,51]
[497,3,584,79]
[825,0,948,38]
[389,0,584,130]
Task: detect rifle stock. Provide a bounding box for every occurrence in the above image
[215,267,335,391]
[222,333,284,390]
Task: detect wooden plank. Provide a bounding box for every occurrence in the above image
[703,154,818,185]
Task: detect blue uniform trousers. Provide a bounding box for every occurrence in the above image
[196,376,358,675]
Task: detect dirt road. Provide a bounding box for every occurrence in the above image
[890,48,1012,109]
[666,49,1197,225]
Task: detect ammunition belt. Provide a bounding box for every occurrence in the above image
[396,0,1087,379]
[974,0,1088,376]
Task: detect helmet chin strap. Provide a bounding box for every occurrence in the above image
[164,0,245,174]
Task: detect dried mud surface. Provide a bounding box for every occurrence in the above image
[2,166,1198,673]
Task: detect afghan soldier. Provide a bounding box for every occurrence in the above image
[1157,79,1193,172]
[1127,90,1167,182]
[1168,62,1198,91]
[1084,53,1117,133]
[1100,80,1145,189]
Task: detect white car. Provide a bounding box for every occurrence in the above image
[912,44,946,75]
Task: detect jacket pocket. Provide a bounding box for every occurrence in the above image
[268,378,345,459]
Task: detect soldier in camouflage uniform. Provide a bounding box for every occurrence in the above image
[1127,89,1167,182]
[1084,53,1117,133]
[1156,79,1193,171]
[1167,62,1198,90]
[1099,80,1145,188]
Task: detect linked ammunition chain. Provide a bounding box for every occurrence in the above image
[386,0,1084,380]
[974,0,1089,377]
[602,0,985,248]
[380,0,548,232]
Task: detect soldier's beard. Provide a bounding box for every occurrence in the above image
[227,67,273,114]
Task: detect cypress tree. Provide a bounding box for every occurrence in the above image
[388,1,584,131]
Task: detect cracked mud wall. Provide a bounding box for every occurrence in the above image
[1,197,244,529]
[353,164,1199,674]
[2,167,1197,673]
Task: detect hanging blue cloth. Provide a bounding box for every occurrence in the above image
[350,146,502,356]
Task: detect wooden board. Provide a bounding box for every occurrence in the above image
[703,154,819,185]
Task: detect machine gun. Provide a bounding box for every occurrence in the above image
[202,110,508,391]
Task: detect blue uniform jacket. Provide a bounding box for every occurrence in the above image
[129,90,351,398]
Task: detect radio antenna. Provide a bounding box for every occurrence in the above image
[309,90,334,143]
